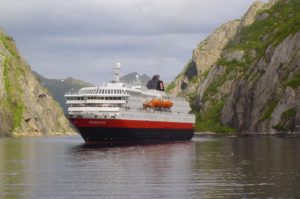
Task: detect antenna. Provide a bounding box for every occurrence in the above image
[114,62,121,83]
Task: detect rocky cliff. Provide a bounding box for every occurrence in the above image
[169,0,300,134]
[0,28,74,137]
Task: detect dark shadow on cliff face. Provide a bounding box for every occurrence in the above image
[184,60,198,81]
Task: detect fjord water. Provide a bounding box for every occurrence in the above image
[0,136,300,199]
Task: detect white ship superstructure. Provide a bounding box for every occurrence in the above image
[65,63,195,143]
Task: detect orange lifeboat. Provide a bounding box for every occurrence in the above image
[144,98,173,108]
[143,99,173,109]
[151,99,163,107]
[144,98,163,107]
[162,100,173,108]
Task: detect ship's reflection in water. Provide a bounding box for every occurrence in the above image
[0,135,300,198]
[69,141,194,199]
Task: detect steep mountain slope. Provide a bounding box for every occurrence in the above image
[0,28,74,137]
[34,73,94,113]
[169,0,300,134]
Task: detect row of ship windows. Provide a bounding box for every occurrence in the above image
[69,104,120,107]
[66,97,127,100]
[121,114,158,120]
[128,98,141,103]
[121,114,190,121]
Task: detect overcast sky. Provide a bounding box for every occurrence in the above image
[0,0,267,85]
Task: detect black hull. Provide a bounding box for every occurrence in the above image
[77,127,194,144]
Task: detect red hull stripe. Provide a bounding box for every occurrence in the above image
[71,118,194,130]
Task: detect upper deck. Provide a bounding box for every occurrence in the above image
[64,63,193,117]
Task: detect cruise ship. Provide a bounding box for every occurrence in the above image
[64,63,195,144]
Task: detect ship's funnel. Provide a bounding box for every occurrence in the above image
[146,75,164,91]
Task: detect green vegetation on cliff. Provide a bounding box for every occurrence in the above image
[165,81,176,93]
[228,0,300,61]
[1,35,24,131]
[203,59,247,103]
[195,100,235,134]
[0,35,20,59]
[273,108,297,132]
[286,73,300,89]
[260,99,279,121]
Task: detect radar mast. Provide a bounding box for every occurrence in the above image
[114,62,121,83]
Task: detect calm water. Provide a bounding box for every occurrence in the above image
[0,135,300,199]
